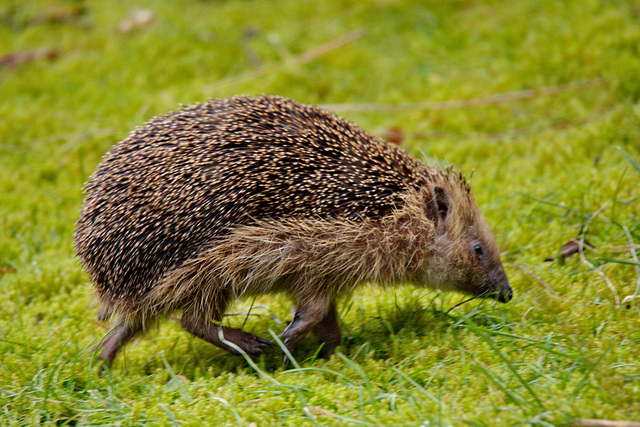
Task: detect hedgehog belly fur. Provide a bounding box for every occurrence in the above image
[102,190,440,326]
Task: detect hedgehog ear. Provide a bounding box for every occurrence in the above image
[426,186,449,224]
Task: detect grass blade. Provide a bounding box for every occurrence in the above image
[217,330,306,391]
[617,146,640,174]
[453,309,545,409]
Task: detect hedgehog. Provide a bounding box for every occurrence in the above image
[74,95,512,365]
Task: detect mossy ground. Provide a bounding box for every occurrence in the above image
[1,0,639,425]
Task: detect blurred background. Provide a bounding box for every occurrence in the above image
[1,0,639,425]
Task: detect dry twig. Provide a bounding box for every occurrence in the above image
[573,419,640,427]
[621,225,640,307]
[577,202,620,307]
[506,264,560,296]
[304,406,339,419]
[601,244,640,252]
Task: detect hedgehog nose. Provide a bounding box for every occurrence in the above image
[497,286,513,303]
[488,269,512,303]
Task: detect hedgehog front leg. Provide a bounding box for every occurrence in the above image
[282,294,333,363]
[312,301,341,358]
[180,310,274,355]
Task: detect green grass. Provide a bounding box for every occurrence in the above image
[1,0,640,425]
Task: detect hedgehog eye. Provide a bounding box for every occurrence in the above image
[473,244,483,256]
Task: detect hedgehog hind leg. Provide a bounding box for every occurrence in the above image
[96,320,142,366]
[282,294,333,363]
[97,304,113,322]
[180,309,274,355]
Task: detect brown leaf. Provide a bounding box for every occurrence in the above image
[0,48,59,70]
[305,406,338,418]
[242,27,261,39]
[238,398,264,406]
[379,126,404,145]
[31,2,87,25]
[118,9,156,34]
[573,419,640,427]
[165,375,189,387]
[0,266,17,274]
[1,3,87,28]
[544,239,594,264]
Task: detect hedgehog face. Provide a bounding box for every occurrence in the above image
[420,181,512,303]
[453,216,512,303]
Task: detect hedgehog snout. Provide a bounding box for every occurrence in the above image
[486,266,512,303]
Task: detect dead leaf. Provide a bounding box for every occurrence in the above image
[118,9,156,34]
[379,126,404,145]
[238,398,264,406]
[31,2,87,25]
[573,418,640,427]
[1,3,87,28]
[0,48,59,70]
[243,27,260,39]
[165,375,189,387]
[544,239,594,264]
[0,266,17,274]
[305,406,338,418]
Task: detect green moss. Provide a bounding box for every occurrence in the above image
[1,0,639,424]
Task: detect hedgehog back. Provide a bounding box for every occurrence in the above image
[74,96,432,301]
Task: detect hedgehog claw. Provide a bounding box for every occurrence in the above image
[256,337,275,348]
[233,333,274,355]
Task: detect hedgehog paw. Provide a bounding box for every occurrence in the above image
[181,314,274,355]
[225,330,275,355]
